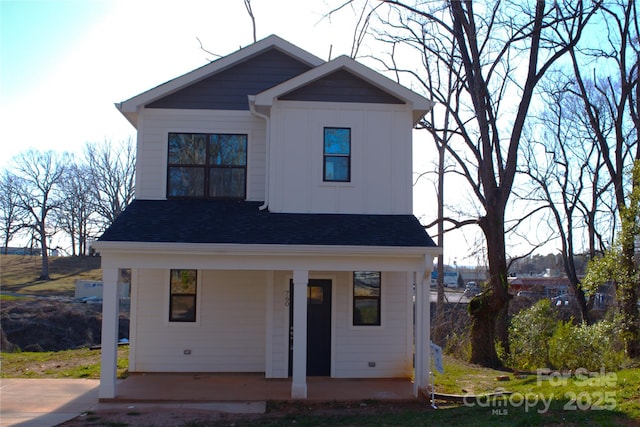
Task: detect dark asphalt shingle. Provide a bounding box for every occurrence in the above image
[98,200,436,247]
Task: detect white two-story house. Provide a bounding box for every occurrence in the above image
[94,35,440,400]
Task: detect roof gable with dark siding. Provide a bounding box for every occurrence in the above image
[146,48,313,111]
[279,69,405,104]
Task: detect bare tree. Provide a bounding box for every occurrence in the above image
[11,150,67,280]
[519,81,616,324]
[244,0,257,43]
[0,170,26,254]
[416,47,466,344]
[566,0,640,357]
[57,162,95,256]
[341,0,598,367]
[84,139,136,233]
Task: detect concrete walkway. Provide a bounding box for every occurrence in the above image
[0,378,266,427]
[0,379,99,427]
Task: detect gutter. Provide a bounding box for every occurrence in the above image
[248,95,270,211]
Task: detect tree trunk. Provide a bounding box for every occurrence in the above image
[619,237,639,358]
[469,290,499,367]
[38,222,50,281]
[433,261,446,345]
[432,143,447,345]
[469,212,509,368]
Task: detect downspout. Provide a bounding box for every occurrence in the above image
[248,96,270,211]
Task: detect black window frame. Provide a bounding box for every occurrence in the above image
[169,269,197,322]
[353,271,381,326]
[323,127,351,182]
[167,132,247,199]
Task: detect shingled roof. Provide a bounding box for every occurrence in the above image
[98,200,436,248]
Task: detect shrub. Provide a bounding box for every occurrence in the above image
[444,330,471,361]
[549,318,625,371]
[508,299,556,371]
[508,300,626,371]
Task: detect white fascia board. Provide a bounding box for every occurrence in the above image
[94,241,441,272]
[253,55,435,124]
[114,103,138,128]
[116,35,325,124]
[93,241,441,257]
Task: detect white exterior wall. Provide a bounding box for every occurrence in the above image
[268,101,414,214]
[127,267,414,378]
[130,269,266,372]
[332,271,412,378]
[266,270,413,379]
[269,270,290,378]
[134,108,266,201]
[132,102,413,215]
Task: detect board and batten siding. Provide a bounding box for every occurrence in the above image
[267,101,414,214]
[130,269,267,373]
[134,108,266,201]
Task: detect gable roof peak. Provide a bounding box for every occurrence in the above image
[253,53,435,124]
[116,34,325,127]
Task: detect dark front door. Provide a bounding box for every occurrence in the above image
[289,279,332,376]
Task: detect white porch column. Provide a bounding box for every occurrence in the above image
[99,267,119,399]
[413,266,429,396]
[291,269,308,398]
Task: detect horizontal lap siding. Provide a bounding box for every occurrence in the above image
[146,49,312,110]
[133,269,267,373]
[266,271,412,379]
[280,69,405,104]
[333,271,411,378]
[269,271,290,378]
[136,109,266,201]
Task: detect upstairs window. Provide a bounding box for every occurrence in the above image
[167,133,247,198]
[353,271,381,326]
[323,127,351,182]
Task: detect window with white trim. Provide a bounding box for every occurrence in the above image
[167,133,247,198]
[353,271,381,326]
[169,269,197,322]
[323,127,351,182]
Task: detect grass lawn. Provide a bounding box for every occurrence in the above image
[0,346,129,379]
[0,254,101,296]
[2,349,638,426]
[428,355,640,425]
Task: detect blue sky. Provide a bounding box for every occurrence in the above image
[1,1,109,101]
[0,0,359,168]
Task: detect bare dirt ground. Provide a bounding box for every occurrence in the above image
[58,399,432,426]
[1,299,128,352]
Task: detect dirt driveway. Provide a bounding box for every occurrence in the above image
[58,400,430,426]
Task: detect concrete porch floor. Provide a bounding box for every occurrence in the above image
[106,374,417,403]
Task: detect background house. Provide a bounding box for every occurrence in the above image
[94,35,440,400]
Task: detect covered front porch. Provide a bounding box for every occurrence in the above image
[95,241,438,401]
[103,373,417,402]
